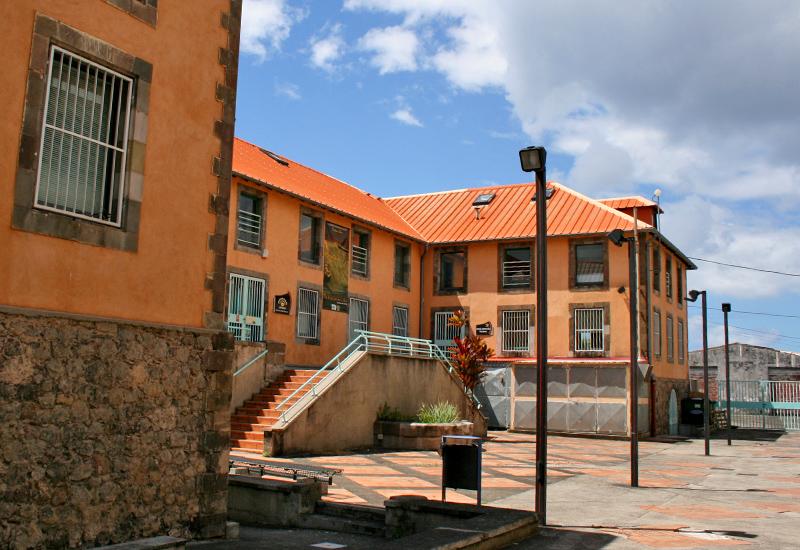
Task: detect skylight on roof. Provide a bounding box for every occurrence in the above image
[259,147,289,166]
[531,188,555,202]
[472,193,495,207]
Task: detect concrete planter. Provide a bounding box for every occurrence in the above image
[373,420,474,450]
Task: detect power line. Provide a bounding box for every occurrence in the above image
[703,318,800,342]
[688,256,800,277]
[687,304,800,319]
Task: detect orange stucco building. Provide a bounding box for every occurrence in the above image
[227,138,695,437]
[1,2,242,547]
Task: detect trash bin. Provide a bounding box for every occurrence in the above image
[440,435,483,505]
[681,397,705,426]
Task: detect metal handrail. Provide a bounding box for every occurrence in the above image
[233,347,269,377]
[274,331,484,425]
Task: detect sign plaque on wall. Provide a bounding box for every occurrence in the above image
[475,322,493,336]
[273,293,291,314]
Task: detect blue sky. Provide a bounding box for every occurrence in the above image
[236,0,800,353]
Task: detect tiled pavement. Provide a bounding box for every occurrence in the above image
[230,430,800,548]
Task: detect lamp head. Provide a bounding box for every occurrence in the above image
[519,146,547,172]
[686,290,701,302]
[607,228,626,247]
[721,303,731,313]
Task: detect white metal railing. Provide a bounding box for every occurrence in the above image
[502,260,531,287]
[351,244,369,277]
[234,348,269,377]
[274,331,482,425]
[718,380,800,431]
[237,209,262,247]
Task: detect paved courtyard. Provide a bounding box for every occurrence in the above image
[230,430,800,548]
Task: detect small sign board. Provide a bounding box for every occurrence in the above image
[475,322,493,336]
[273,293,291,314]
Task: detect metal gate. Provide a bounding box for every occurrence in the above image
[348,297,369,342]
[718,380,800,431]
[227,273,265,342]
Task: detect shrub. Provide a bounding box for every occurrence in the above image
[377,402,414,422]
[417,401,460,424]
[447,310,493,391]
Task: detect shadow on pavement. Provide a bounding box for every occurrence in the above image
[509,526,618,549]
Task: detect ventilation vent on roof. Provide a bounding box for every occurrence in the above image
[531,188,555,202]
[472,193,495,207]
[259,147,289,166]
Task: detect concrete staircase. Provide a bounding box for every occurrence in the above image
[230,368,316,452]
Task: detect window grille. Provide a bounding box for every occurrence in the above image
[434,311,463,350]
[392,306,409,337]
[574,308,604,352]
[653,310,661,357]
[677,319,685,363]
[227,273,265,342]
[502,310,530,353]
[297,288,320,340]
[348,297,369,342]
[36,46,133,226]
[575,244,604,285]
[667,316,674,362]
[351,244,368,277]
[502,247,531,288]
[665,256,673,298]
[237,192,262,248]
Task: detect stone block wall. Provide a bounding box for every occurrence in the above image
[0,307,234,549]
[653,377,690,435]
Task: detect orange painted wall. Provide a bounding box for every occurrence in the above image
[0,2,227,328]
[227,178,421,367]
[423,238,637,358]
[646,235,690,380]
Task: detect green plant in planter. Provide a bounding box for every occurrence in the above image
[417,401,460,424]
[377,402,415,422]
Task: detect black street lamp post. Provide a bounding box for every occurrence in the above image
[608,229,640,487]
[722,303,732,446]
[687,290,710,456]
[519,146,548,524]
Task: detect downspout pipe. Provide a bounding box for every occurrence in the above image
[419,244,429,339]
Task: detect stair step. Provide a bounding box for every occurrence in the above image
[315,502,386,524]
[231,439,263,451]
[297,514,386,538]
[231,422,272,432]
[231,430,265,441]
[231,414,279,424]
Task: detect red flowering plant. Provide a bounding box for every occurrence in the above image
[447,310,494,392]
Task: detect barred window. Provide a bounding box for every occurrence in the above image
[502,310,530,353]
[36,47,133,226]
[351,228,370,277]
[502,246,532,289]
[297,288,320,341]
[665,256,673,299]
[227,273,265,342]
[237,191,263,248]
[574,308,604,352]
[392,306,409,337]
[677,319,685,363]
[348,297,369,342]
[575,244,605,286]
[433,311,462,350]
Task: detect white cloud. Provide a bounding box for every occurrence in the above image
[358,26,419,74]
[390,108,423,127]
[241,0,305,62]
[310,23,346,72]
[274,81,301,100]
[346,0,800,303]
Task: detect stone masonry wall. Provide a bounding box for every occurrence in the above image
[653,377,690,435]
[0,307,234,549]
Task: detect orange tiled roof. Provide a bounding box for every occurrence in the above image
[599,196,663,213]
[233,138,423,240]
[384,182,650,244]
